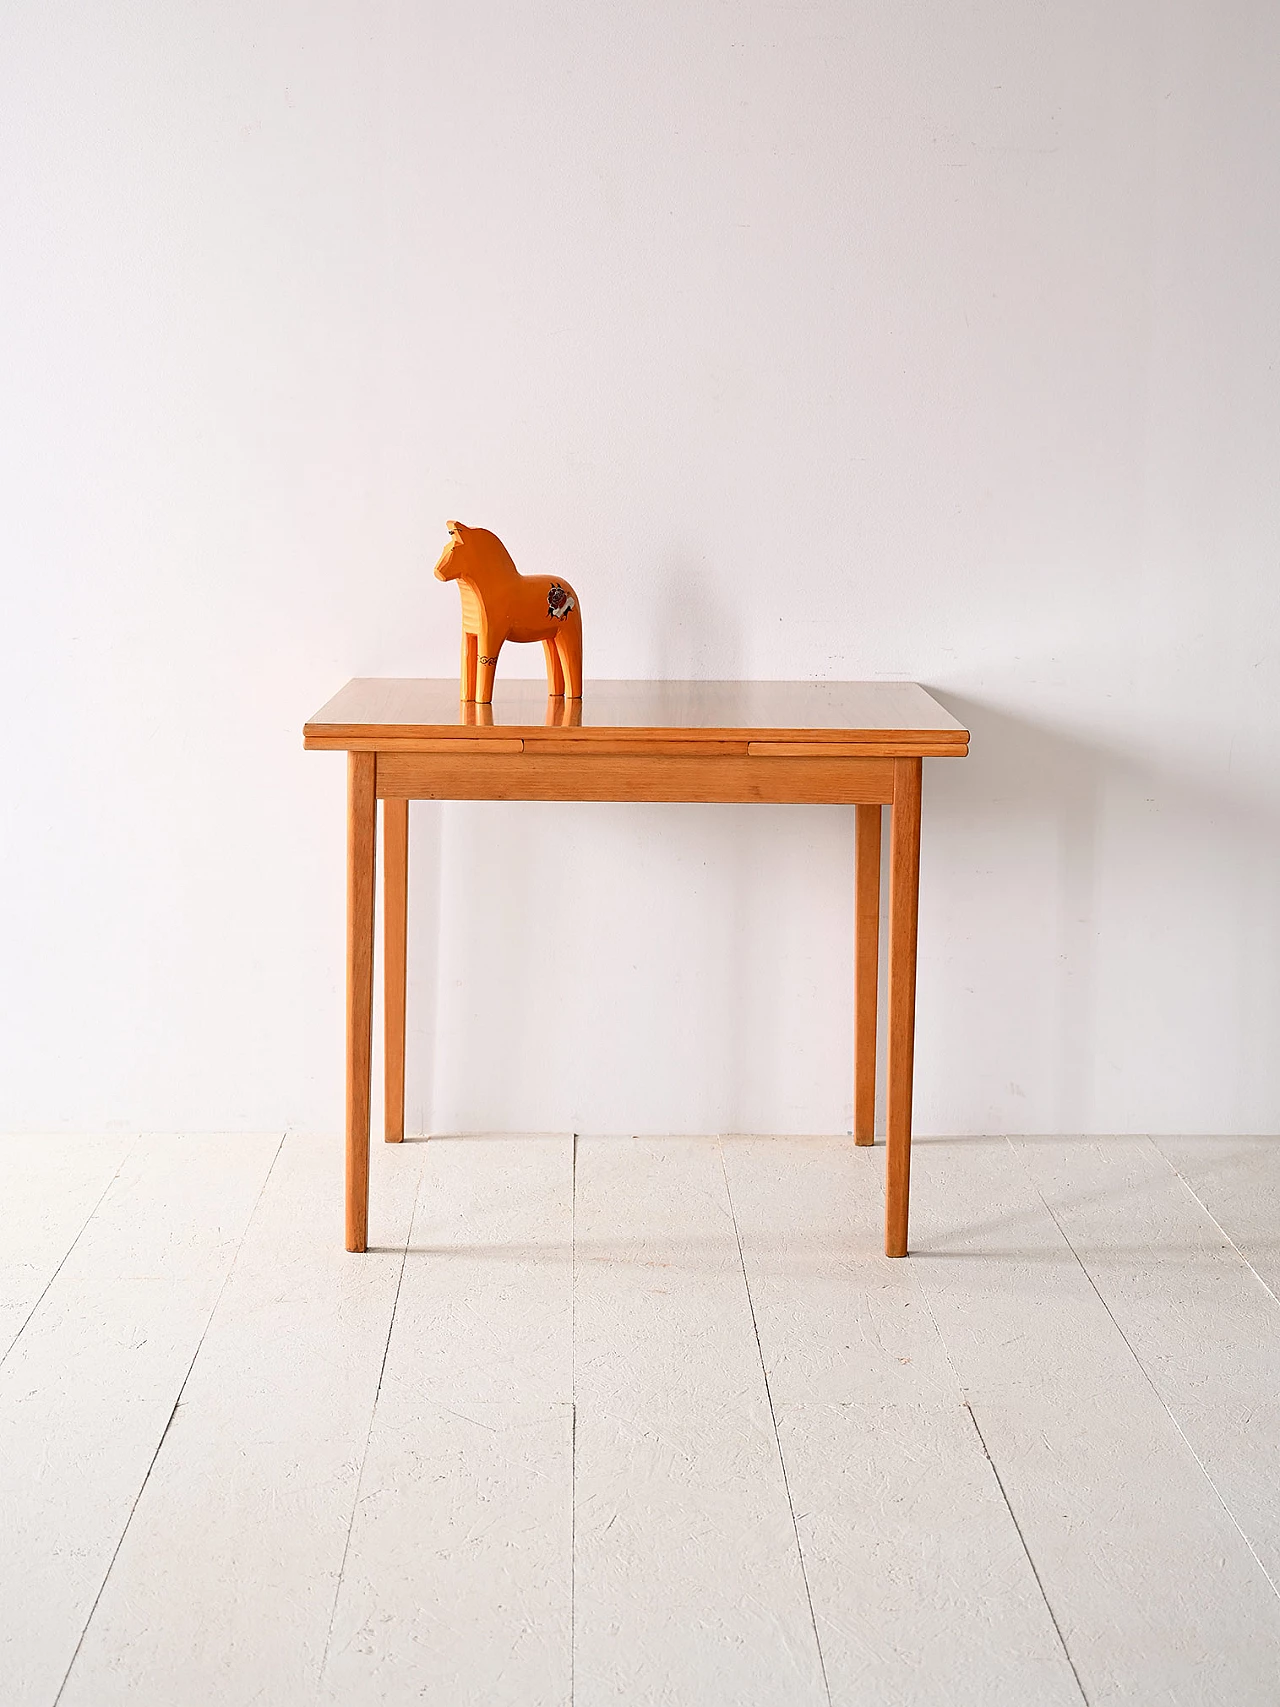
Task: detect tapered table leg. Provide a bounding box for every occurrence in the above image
[885,758,922,1258]
[346,752,377,1252]
[383,797,409,1144]
[854,804,881,1145]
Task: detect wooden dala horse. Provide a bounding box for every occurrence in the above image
[433,521,583,704]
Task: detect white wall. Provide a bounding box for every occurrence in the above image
[3,2,1278,1138]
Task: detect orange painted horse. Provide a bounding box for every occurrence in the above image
[433,521,583,703]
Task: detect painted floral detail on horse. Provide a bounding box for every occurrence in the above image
[547,582,576,621]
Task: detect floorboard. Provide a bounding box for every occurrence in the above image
[1013,1135,1280,1595]
[722,1135,1084,1706]
[911,1135,1280,1706]
[0,1135,133,1366]
[0,1133,280,1707]
[572,1136,827,1707]
[57,1131,421,1707]
[1155,1135,1280,1302]
[320,1134,575,1707]
[7,1131,1280,1706]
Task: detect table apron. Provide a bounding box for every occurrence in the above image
[375,749,897,805]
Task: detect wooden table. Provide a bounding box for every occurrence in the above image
[304,679,968,1257]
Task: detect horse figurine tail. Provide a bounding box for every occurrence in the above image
[433,522,582,704]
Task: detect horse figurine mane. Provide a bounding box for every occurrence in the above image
[433,521,583,704]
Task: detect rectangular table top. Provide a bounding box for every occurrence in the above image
[304,679,968,756]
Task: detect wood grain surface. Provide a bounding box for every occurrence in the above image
[345,753,376,1252]
[853,804,881,1146]
[911,1134,1280,1706]
[322,1135,574,1706]
[721,1136,1085,1705]
[885,757,922,1256]
[382,798,408,1145]
[305,678,968,754]
[573,1136,827,1706]
[0,1135,281,1707]
[374,750,896,804]
[9,1132,1280,1704]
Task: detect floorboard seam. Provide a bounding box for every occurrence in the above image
[963,1401,1091,1706]
[1152,1139,1280,1315]
[319,1153,424,1688]
[719,1141,832,1707]
[911,1238,1090,1704]
[0,1139,135,1374]
[50,1130,287,1707]
[1015,1140,1280,1609]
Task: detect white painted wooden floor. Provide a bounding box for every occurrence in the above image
[3,1133,1280,1705]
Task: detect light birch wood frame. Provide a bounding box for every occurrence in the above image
[382,798,408,1146]
[345,753,377,1253]
[886,758,922,1258]
[331,717,945,1257]
[854,804,882,1147]
[375,751,896,805]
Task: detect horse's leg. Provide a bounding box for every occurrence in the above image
[460,631,478,701]
[557,615,583,699]
[543,638,565,697]
[476,632,503,705]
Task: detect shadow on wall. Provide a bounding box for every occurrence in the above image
[400,673,1280,1139]
[408,558,792,1139]
[647,560,756,1133]
[923,692,1280,1134]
